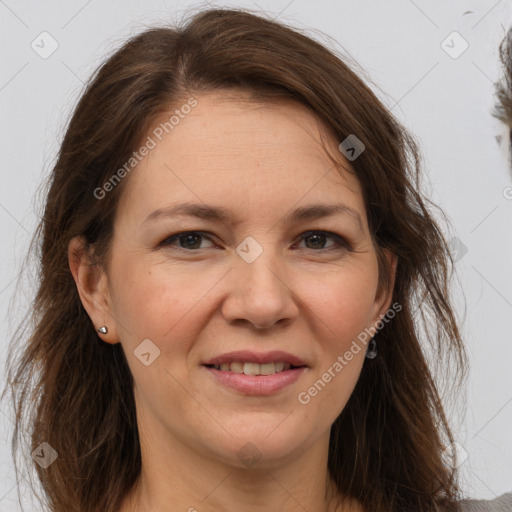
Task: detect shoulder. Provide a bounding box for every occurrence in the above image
[455,493,512,511]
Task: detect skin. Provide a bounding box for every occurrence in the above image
[69,90,396,512]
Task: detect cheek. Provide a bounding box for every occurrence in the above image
[305,265,379,345]
[110,246,379,355]
[109,258,213,346]
[296,264,377,407]
[296,275,373,421]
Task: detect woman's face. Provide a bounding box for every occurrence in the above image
[94,91,395,468]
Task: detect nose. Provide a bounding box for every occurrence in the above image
[220,244,299,330]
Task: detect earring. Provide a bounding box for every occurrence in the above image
[366,338,377,359]
[97,326,108,334]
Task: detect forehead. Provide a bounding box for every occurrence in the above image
[116,91,365,223]
[153,92,339,164]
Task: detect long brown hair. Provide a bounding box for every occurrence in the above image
[3,7,467,512]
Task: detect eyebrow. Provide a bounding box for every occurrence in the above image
[143,202,363,231]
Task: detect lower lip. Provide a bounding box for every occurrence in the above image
[202,366,307,395]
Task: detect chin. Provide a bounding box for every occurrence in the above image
[205,425,314,470]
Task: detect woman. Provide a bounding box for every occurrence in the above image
[4,7,511,512]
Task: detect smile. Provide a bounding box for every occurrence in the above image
[202,364,307,395]
[206,361,300,375]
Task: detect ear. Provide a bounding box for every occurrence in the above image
[370,248,398,325]
[68,236,119,344]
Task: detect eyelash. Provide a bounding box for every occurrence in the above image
[159,230,352,253]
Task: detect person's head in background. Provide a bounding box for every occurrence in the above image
[494,27,512,170]
[4,8,468,512]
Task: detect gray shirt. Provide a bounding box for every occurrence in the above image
[457,493,512,511]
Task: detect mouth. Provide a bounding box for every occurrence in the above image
[203,361,305,375]
[201,351,308,395]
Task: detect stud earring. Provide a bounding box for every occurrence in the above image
[365,338,377,359]
[97,326,108,334]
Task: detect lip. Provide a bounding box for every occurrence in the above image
[202,350,307,367]
[202,365,307,395]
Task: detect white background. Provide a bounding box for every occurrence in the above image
[1,0,511,510]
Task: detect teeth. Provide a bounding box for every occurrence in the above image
[212,361,294,375]
[260,363,275,375]
[230,362,244,374]
[275,362,285,372]
[243,363,260,375]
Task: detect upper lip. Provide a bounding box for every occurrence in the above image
[202,350,308,367]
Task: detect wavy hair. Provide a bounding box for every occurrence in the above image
[493,26,512,160]
[3,8,467,512]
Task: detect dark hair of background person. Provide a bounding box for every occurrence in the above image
[2,8,468,512]
[493,27,512,160]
